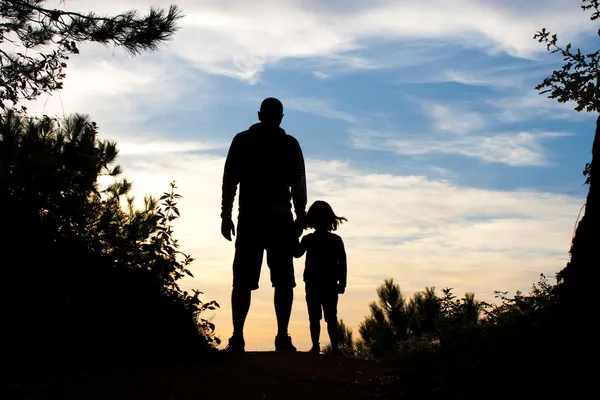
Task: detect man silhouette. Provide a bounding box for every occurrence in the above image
[221,97,307,352]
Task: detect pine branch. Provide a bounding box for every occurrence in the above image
[8,0,184,54]
[0,0,184,108]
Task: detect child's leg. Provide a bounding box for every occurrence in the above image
[305,286,322,348]
[324,292,340,348]
[326,319,339,348]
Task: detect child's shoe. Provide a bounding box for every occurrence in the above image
[330,346,344,356]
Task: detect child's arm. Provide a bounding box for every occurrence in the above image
[293,236,307,258]
[337,237,347,293]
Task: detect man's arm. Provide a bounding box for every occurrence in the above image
[221,135,241,220]
[288,136,307,219]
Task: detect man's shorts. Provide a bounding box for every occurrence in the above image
[232,213,297,290]
[305,285,338,324]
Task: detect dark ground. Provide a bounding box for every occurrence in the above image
[2,352,398,400]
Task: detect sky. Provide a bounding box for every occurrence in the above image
[24,0,598,351]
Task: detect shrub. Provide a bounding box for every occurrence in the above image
[0,111,218,374]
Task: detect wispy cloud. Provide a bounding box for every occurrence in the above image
[351,101,571,166]
[486,91,593,123]
[286,97,360,124]
[116,137,224,156]
[56,0,592,82]
[423,103,488,134]
[430,166,459,179]
[24,50,207,123]
[352,127,570,166]
[403,61,554,89]
[312,71,330,80]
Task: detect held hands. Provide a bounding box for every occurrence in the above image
[221,218,235,241]
[294,213,307,238]
[337,283,345,294]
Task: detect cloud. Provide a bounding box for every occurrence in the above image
[350,100,572,166]
[423,103,488,134]
[430,166,459,179]
[285,97,360,124]
[116,137,223,156]
[108,139,581,350]
[486,91,593,123]
[278,95,573,168]
[22,48,207,125]
[410,64,543,89]
[353,129,570,166]
[49,0,594,83]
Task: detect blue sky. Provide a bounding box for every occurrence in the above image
[27,0,597,350]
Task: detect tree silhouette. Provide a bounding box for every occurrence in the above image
[0,111,218,374]
[377,278,410,341]
[357,278,408,356]
[356,280,483,359]
[0,0,183,109]
[534,0,599,300]
[406,287,440,336]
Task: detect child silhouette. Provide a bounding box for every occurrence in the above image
[294,200,347,355]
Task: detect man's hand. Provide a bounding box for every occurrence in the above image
[221,218,235,241]
[294,213,307,237]
[337,284,345,294]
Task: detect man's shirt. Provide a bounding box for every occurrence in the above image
[221,122,307,219]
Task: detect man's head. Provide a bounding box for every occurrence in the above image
[258,97,284,127]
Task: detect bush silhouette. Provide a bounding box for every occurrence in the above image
[322,319,355,356]
[355,279,483,359]
[0,111,218,374]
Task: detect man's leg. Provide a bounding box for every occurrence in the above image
[232,287,251,338]
[267,213,297,351]
[310,320,321,349]
[274,286,293,337]
[229,216,263,351]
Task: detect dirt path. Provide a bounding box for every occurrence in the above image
[6,352,397,400]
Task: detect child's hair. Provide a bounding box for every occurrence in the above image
[305,200,347,231]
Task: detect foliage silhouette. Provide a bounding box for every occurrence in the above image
[356,279,406,356]
[353,276,572,398]
[534,0,599,301]
[0,110,218,376]
[406,286,440,336]
[355,279,482,360]
[322,319,354,356]
[0,0,183,110]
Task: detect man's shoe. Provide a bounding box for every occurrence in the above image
[274,335,297,352]
[225,335,245,353]
[308,345,320,355]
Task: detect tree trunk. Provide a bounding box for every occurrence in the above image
[557,114,600,297]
